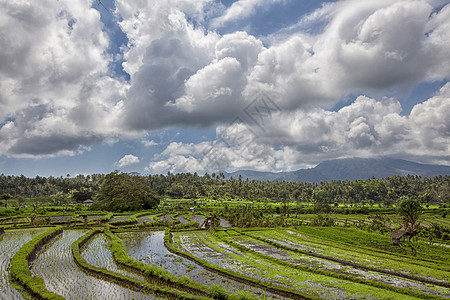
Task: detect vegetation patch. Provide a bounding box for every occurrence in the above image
[72,229,207,299]
[9,226,64,300]
[105,230,211,297]
[167,229,313,300]
[174,230,445,300]
[245,228,449,285]
[1,228,47,300]
[228,232,448,298]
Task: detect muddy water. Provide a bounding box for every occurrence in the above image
[108,215,130,223]
[233,236,450,298]
[175,215,189,225]
[0,228,46,299]
[188,215,205,228]
[31,230,161,300]
[158,214,174,222]
[82,234,146,282]
[117,230,281,298]
[138,214,155,225]
[219,218,232,227]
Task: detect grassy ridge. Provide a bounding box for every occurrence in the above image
[223,231,446,299]
[107,229,265,300]
[104,230,212,297]
[183,230,445,300]
[166,228,313,300]
[71,229,210,300]
[244,228,449,281]
[288,227,449,270]
[9,226,64,300]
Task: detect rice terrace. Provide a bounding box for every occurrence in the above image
[2,0,450,298]
[0,172,448,299]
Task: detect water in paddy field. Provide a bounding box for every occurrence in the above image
[117,230,282,299]
[30,230,162,300]
[0,228,46,299]
[81,233,146,282]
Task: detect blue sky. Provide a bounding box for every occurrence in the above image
[0,0,449,177]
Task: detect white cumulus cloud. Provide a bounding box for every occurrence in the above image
[146,84,450,173]
[1,0,449,170]
[116,154,140,168]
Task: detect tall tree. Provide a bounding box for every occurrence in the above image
[398,198,423,236]
[92,171,159,212]
[0,193,12,208]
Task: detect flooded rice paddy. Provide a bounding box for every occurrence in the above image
[173,231,436,300]
[0,228,46,299]
[116,230,280,298]
[248,229,449,284]
[188,216,205,228]
[30,230,161,299]
[3,225,448,300]
[137,214,155,225]
[158,214,174,223]
[175,215,190,225]
[108,215,131,223]
[232,235,449,297]
[81,233,146,282]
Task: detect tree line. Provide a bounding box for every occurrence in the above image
[0,172,448,206]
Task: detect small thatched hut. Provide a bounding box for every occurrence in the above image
[389,230,411,245]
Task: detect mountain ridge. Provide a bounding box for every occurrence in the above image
[223,157,450,182]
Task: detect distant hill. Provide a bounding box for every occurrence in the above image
[224,157,450,182]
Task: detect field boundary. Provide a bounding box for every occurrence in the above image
[10,226,64,300]
[243,230,450,289]
[278,227,449,268]
[165,228,313,300]
[105,230,212,297]
[71,229,208,300]
[218,232,444,299]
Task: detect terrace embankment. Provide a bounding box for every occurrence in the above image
[10,226,64,300]
[118,230,286,299]
[246,231,450,288]
[165,230,310,300]
[0,228,46,300]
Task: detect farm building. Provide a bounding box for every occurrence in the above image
[389,229,411,245]
[83,199,94,205]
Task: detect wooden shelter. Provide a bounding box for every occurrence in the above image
[201,215,219,231]
[389,229,411,245]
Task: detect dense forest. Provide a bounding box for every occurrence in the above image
[0,172,448,207]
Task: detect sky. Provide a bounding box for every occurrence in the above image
[0,0,449,177]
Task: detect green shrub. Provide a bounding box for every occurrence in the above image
[209,284,228,300]
[100,212,114,222]
[231,290,259,300]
